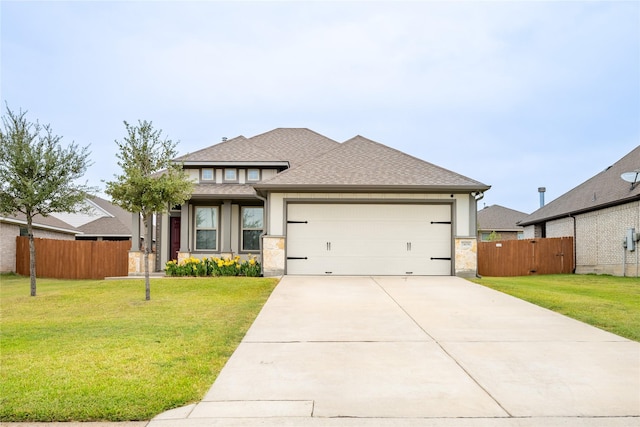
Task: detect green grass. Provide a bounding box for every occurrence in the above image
[470,274,640,342]
[0,274,278,422]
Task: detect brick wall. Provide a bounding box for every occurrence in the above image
[544,201,640,276]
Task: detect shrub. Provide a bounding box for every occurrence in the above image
[165,255,261,277]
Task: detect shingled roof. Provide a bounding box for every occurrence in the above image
[255,135,490,192]
[75,196,132,237]
[478,205,527,231]
[0,211,79,234]
[519,145,640,226]
[175,128,340,168]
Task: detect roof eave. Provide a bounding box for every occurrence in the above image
[179,161,290,168]
[0,217,79,235]
[518,194,640,226]
[189,194,260,201]
[253,184,491,193]
[78,234,132,238]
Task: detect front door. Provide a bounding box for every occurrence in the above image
[170,217,181,261]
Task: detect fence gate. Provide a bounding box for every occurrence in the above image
[16,237,131,280]
[478,237,574,277]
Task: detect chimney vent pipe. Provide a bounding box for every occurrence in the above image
[538,187,546,208]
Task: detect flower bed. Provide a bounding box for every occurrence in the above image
[165,255,261,277]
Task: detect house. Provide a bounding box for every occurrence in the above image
[51,196,133,241]
[477,204,527,241]
[518,145,640,277]
[137,128,490,277]
[0,196,133,274]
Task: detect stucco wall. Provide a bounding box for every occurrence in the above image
[0,222,76,273]
[544,201,640,276]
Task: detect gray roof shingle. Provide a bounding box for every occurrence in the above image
[76,196,132,236]
[519,145,640,226]
[175,128,340,168]
[190,184,257,198]
[477,205,527,231]
[255,135,490,191]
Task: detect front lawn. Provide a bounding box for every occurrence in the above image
[470,274,640,342]
[0,274,278,422]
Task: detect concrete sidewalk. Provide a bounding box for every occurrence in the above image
[146,275,639,426]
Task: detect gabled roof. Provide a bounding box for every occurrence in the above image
[477,205,527,231]
[255,135,490,192]
[0,197,132,237]
[75,196,132,237]
[175,128,340,168]
[519,145,640,226]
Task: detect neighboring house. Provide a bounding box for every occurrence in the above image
[0,196,133,273]
[518,145,640,277]
[52,196,133,241]
[477,205,527,241]
[136,128,490,277]
[0,212,78,273]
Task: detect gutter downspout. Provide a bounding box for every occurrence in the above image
[473,191,485,279]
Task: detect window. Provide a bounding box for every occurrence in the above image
[241,207,263,251]
[201,168,214,181]
[247,169,260,181]
[19,227,28,237]
[195,207,218,250]
[224,169,237,181]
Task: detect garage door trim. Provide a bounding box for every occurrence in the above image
[284,199,455,276]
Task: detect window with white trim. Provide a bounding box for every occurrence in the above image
[247,169,260,181]
[241,207,263,251]
[201,168,214,181]
[195,207,218,250]
[224,168,237,181]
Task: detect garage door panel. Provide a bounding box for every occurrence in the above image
[287,203,452,276]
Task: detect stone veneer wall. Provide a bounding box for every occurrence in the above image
[262,236,285,277]
[128,251,156,275]
[454,237,478,278]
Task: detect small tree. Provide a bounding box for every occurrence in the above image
[487,230,502,242]
[0,106,95,296]
[105,120,193,300]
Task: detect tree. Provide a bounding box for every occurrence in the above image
[105,120,193,300]
[487,230,502,242]
[0,106,95,296]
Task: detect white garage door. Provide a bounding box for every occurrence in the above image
[286,203,452,275]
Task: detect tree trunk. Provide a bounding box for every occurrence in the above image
[26,212,37,297]
[143,214,151,301]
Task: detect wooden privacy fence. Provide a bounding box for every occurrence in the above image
[16,237,131,279]
[478,237,574,277]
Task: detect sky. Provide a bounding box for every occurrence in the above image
[2,0,639,215]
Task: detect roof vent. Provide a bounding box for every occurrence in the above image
[221,137,228,142]
[538,187,546,208]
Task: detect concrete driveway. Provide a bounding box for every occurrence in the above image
[149,276,640,426]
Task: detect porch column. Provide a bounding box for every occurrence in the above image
[221,200,232,253]
[180,202,189,252]
[131,213,140,251]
